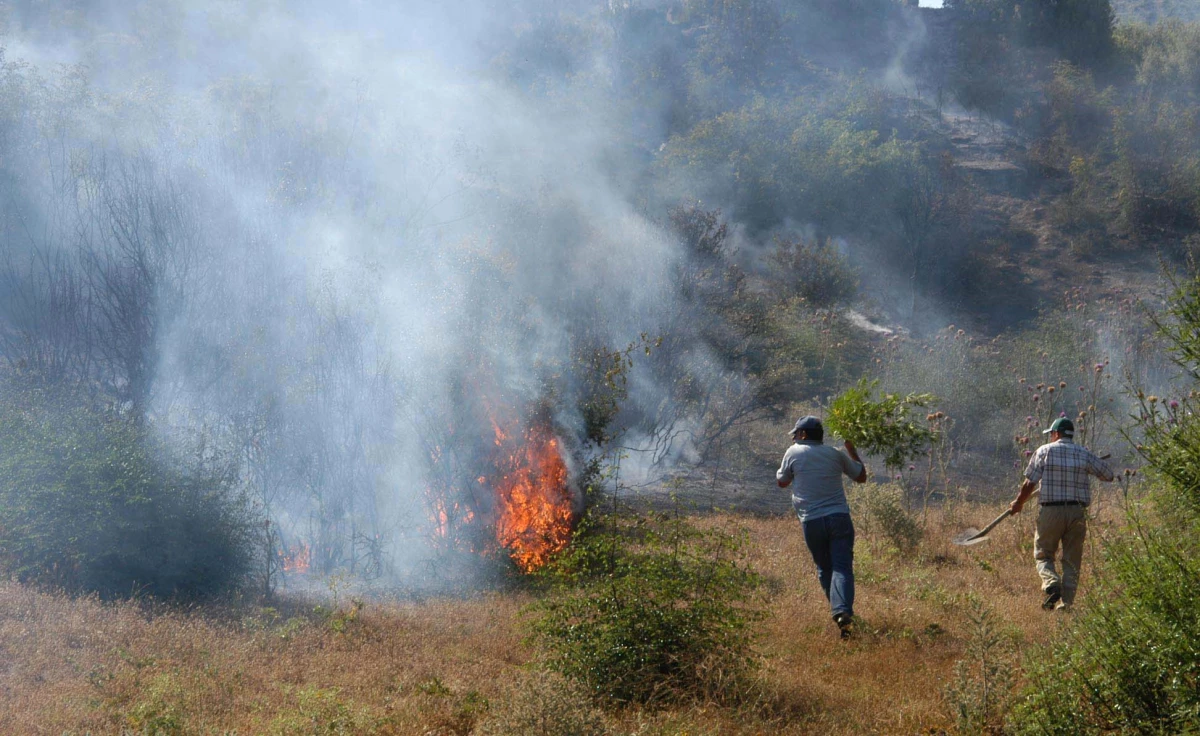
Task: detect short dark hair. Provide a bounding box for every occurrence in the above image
[798,426,824,443]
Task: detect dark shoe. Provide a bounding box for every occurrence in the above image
[1042,585,1061,611]
[833,612,853,639]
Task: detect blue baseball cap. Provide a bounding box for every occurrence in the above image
[790,415,822,436]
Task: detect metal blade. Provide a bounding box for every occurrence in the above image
[952,510,1013,546]
[952,527,987,545]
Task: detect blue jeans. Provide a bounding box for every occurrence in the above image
[801,513,855,617]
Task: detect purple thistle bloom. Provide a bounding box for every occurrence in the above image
[1060,411,1067,417]
[1024,450,1032,457]
[1170,400,1180,409]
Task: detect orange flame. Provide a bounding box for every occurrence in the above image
[282,543,311,574]
[492,426,573,573]
[424,396,576,572]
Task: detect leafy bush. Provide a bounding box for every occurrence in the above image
[0,384,254,600]
[1140,270,1200,508]
[1007,518,1200,734]
[529,509,764,705]
[1010,269,1200,733]
[768,236,858,307]
[826,379,937,471]
[850,483,922,553]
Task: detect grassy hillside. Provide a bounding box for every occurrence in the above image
[0,502,1115,735]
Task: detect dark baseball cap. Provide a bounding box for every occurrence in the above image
[790,415,822,435]
[1043,417,1074,437]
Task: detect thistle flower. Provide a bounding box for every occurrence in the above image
[1148,395,1158,403]
[1059,382,1067,389]
[1170,400,1180,410]
[1048,386,1055,393]
[1024,450,1032,457]
[1032,394,1040,403]
[908,464,916,471]
[1095,363,1104,373]
[1060,411,1067,417]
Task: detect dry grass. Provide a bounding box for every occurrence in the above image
[0,501,1121,735]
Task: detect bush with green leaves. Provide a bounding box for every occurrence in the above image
[1138,270,1200,507]
[768,235,858,308]
[1007,519,1200,734]
[1009,269,1200,733]
[850,483,923,553]
[0,383,254,600]
[826,379,937,472]
[529,508,764,705]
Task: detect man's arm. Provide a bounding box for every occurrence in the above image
[1010,478,1037,514]
[1089,451,1115,482]
[843,440,868,483]
[776,450,793,488]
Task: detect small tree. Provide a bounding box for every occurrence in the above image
[945,598,1016,735]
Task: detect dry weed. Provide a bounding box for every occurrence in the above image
[0,501,1118,734]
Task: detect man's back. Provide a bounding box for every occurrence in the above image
[1025,439,1114,505]
[777,441,861,521]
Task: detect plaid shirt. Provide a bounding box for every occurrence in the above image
[1024,439,1114,505]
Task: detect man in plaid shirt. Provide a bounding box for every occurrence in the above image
[1010,418,1114,610]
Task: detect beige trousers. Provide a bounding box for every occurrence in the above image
[1034,505,1088,605]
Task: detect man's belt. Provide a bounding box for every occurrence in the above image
[1041,500,1087,507]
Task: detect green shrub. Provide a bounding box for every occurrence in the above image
[1010,269,1200,734]
[529,509,764,705]
[850,483,922,553]
[0,383,254,600]
[1008,517,1200,734]
[768,236,858,307]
